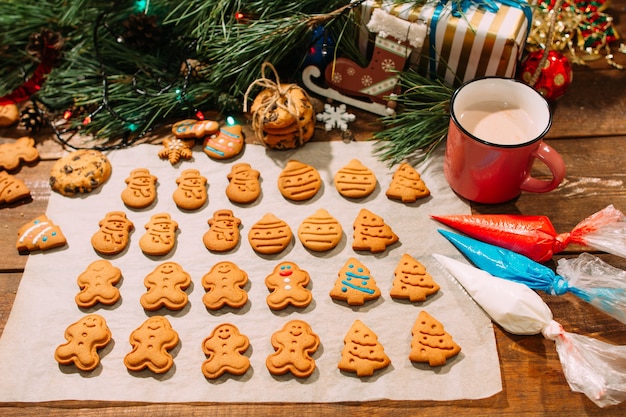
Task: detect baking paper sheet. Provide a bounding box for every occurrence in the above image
[0,140,501,402]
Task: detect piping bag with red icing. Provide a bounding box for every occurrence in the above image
[431,205,626,262]
[433,254,626,408]
[438,229,626,325]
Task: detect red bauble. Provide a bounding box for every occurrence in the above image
[518,50,573,101]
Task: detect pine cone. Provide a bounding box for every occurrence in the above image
[26,29,63,59]
[20,105,46,131]
[121,13,163,51]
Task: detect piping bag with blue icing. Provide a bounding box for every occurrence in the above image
[438,229,626,325]
[433,254,626,408]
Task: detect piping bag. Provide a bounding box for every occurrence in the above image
[431,205,626,262]
[438,229,626,325]
[433,254,626,407]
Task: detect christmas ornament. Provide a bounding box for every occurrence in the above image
[519,50,573,100]
[316,103,355,132]
[303,8,427,116]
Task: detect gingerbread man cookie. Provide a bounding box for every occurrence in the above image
[173,168,207,210]
[203,209,241,252]
[139,213,178,256]
[265,261,312,310]
[266,320,320,378]
[124,316,179,374]
[201,323,251,379]
[225,163,261,204]
[0,136,39,171]
[140,262,191,311]
[121,168,158,209]
[91,211,134,256]
[75,260,122,308]
[201,261,248,310]
[54,314,112,371]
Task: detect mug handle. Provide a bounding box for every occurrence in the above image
[520,142,566,193]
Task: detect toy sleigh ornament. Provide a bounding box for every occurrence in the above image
[302,8,427,116]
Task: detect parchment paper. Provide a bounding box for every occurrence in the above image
[0,140,501,402]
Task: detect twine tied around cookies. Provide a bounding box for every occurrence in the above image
[243,62,312,148]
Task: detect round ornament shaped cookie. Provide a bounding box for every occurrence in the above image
[49,149,112,196]
[277,160,321,201]
[334,159,377,198]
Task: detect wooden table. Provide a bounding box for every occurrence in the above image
[2,4,626,415]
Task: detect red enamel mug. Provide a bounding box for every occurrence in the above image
[443,77,566,204]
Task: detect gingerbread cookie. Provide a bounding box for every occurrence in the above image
[0,136,39,171]
[203,209,241,252]
[54,314,112,371]
[266,320,320,378]
[203,124,245,160]
[173,168,207,210]
[338,320,391,377]
[225,163,261,204]
[277,160,321,201]
[248,213,292,255]
[329,258,381,306]
[201,323,251,379]
[121,168,158,209]
[0,171,31,205]
[158,137,195,165]
[201,261,249,310]
[16,214,67,253]
[124,316,179,374]
[390,254,440,302]
[91,211,134,256]
[49,149,111,196]
[75,260,122,308]
[140,262,191,311]
[352,208,398,253]
[172,119,219,139]
[334,159,377,198]
[265,261,312,310]
[139,212,178,256]
[297,208,342,252]
[386,162,430,203]
[409,311,461,366]
[0,103,19,127]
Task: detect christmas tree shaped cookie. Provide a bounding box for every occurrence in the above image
[390,254,440,302]
[385,162,430,203]
[352,208,398,253]
[330,258,381,306]
[409,311,461,366]
[338,320,391,377]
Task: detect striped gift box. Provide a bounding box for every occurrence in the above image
[358,1,531,86]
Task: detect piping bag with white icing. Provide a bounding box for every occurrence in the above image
[433,254,626,408]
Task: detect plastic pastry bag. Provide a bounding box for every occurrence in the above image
[439,229,626,325]
[431,205,626,262]
[433,254,626,408]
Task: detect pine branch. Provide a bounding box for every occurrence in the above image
[372,69,453,166]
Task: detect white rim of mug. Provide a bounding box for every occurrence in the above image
[449,76,552,148]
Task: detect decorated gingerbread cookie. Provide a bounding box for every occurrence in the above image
[139,213,178,256]
[158,137,195,165]
[203,125,245,160]
[54,314,112,372]
[265,261,312,310]
[201,261,249,310]
[91,211,134,256]
[124,316,179,374]
[140,262,191,311]
[121,168,158,209]
[329,258,381,306]
[172,119,219,139]
[16,214,67,253]
[266,319,320,378]
[201,323,251,379]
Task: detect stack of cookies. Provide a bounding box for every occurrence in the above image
[249,83,316,149]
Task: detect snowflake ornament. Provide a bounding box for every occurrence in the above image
[316,103,356,132]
